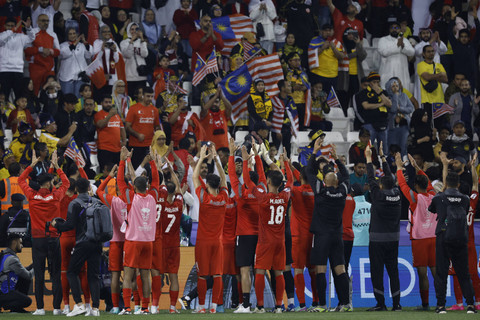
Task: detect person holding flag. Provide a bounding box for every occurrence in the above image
[271,80,298,158]
[285,52,310,129]
[247,78,273,132]
[189,14,224,73]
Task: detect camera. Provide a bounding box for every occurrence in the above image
[105,42,114,49]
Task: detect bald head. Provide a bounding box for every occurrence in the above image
[324,172,338,187]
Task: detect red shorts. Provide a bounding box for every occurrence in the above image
[411,238,436,267]
[152,239,163,272]
[163,246,180,274]
[291,235,313,269]
[255,241,285,271]
[60,236,76,271]
[223,242,239,275]
[195,241,223,276]
[109,241,124,272]
[123,240,153,269]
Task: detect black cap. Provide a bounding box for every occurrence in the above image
[11,193,25,202]
[453,120,465,127]
[351,183,364,196]
[454,156,466,164]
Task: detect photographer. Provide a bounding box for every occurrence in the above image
[58,28,93,97]
[0,234,34,313]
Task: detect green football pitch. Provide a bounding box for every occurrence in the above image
[1,309,477,319]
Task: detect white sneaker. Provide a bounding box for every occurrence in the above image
[85,308,100,316]
[109,307,120,314]
[134,305,141,313]
[67,304,87,317]
[85,303,92,314]
[233,304,252,313]
[63,305,71,315]
[150,306,158,314]
[33,309,45,316]
[53,309,62,315]
[274,307,283,313]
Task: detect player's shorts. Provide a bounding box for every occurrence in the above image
[152,238,163,272]
[411,238,436,267]
[123,240,153,269]
[163,246,180,274]
[285,230,293,265]
[109,241,124,272]
[310,232,345,267]
[223,242,239,275]
[235,235,258,267]
[60,236,76,271]
[292,235,313,269]
[195,241,223,276]
[255,241,285,271]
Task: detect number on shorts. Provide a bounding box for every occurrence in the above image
[165,214,176,233]
[268,205,284,225]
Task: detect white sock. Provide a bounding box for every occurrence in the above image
[170,305,175,309]
[212,303,217,310]
[288,298,294,305]
[199,304,205,309]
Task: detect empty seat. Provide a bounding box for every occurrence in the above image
[347,131,359,143]
[324,131,344,143]
[235,130,249,145]
[4,129,12,149]
[191,105,201,117]
[325,107,345,119]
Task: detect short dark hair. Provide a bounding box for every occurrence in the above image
[101,94,112,103]
[277,80,286,91]
[422,44,433,54]
[206,173,220,189]
[7,233,21,247]
[458,29,470,37]
[268,170,284,188]
[217,147,229,155]
[414,174,429,190]
[249,171,259,185]
[84,97,95,104]
[8,162,21,176]
[34,142,47,154]
[80,83,91,92]
[380,175,394,189]
[76,178,90,193]
[446,172,459,188]
[179,137,191,150]
[5,17,16,25]
[68,178,76,192]
[354,160,366,166]
[143,86,154,94]
[63,93,78,104]
[67,163,79,177]
[166,181,176,194]
[134,176,148,192]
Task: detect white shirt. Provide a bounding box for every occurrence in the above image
[58,41,93,82]
[377,35,415,88]
[31,5,56,35]
[0,28,35,73]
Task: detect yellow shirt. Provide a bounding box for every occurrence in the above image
[417,61,446,104]
[286,69,306,104]
[311,39,344,78]
[0,168,9,181]
[9,138,35,164]
[12,110,27,138]
[349,50,358,76]
[402,87,412,99]
[39,131,60,155]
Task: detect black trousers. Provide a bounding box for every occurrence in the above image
[435,232,474,307]
[97,149,120,172]
[0,277,32,311]
[0,72,24,102]
[272,124,292,158]
[343,240,353,274]
[369,241,400,307]
[67,241,103,308]
[32,237,62,309]
[129,146,149,169]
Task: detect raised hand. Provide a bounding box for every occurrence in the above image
[199,145,208,160]
[109,164,118,177]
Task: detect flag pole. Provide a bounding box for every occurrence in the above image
[240,48,262,67]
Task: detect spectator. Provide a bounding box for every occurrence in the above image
[31,0,60,35]
[249,0,277,54]
[75,84,98,113]
[357,72,392,155]
[327,0,363,42]
[153,55,175,100]
[20,78,41,119]
[74,98,96,176]
[38,115,62,155]
[109,0,134,16]
[120,22,149,97]
[160,31,189,77]
[286,0,315,52]
[18,150,69,316]
[278,33,303,69]
[7,95,36,137]
[210,4,223,18]
[310,82,332,131]
[247,78,272,132]
[377,21,414,89]
[0,150,17,181]
[141,9,161,49]
[111,80,132,121]
[384,0,413,35]
[416,45,448,123]
[309,24,345,93]
[24,13,60,95]
[444,73,467,106]
[58,28,92,97]
[173,0,198,57]
[433,127,450,163]
[9,122,37,166]
[125,86,160,168]
[169,94,204,147]
[432,3,456,80]
[200,88,232,150]
[28,142,50,183]
[112,9,130,44]
[189,14,224,73]
[223,0,248,15]
[231,32,256,59]
[408,109,436,163]
[52,12,65,44]
[54,93,78,143]
[271,80,295,158]
[99,6,115,37]
[0,162,29,215]
[386,77,414,157]
[448,79,479,137]
[285,52,309,129]
[75,0,99,46]
[94,95,126,170]
[39,76,62,116]
[441,120,475,162]
[0,234,34,313]
[0,18,34,102]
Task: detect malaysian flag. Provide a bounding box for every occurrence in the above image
[65,137,85,167]
[211,14,254,56]
[228,53,284,124]
[432,103,454,119]
[192,53,207,86]
[244,46,261,61]
[167,75,188,95]
[219,64,252,120]
[298,72,312,126]
[206,48,219,75]
[326,87,342,109]
[308,36,324,70]
[271,96,299,138]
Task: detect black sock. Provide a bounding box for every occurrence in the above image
[283,270,295,299]
[316,273,326,306]
[242,293,250,307]
[335,273,350,305]
[300,303,306,308]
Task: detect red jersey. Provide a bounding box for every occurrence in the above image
[332,8,364,42]
[196,184,228,242]
[342,194,355,241]
[160,193,183,248]
[285,168,314,237]
[468,191,479,243]
[59,194,77,238]
[124,103,160,147]
[223,197,237,244]
[155,186,169,240]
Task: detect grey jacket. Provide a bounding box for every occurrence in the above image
[448,92,479,129]
[0,248,33,285]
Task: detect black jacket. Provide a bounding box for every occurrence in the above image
[307,156,349,234]
[367,162,402,242]
[428,188,470,235]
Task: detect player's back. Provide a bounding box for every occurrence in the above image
[291,184,314,236]
[161,194,183,247]
[196,186,228,243]
[258,189,291,244]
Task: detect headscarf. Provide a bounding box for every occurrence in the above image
[385,77,410,113]
[126,22,139,38]
[342,28,356,53]
[410,109,431,139]
[151,130,169,158]
[112,80,130,119]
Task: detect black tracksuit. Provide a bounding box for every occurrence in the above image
[428,188,474,307]
[367,161,402,307]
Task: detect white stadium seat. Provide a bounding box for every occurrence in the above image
[4,129,12,149]
[325,108,351,138]
[191,105,201,117]
[235,131,249,145]
[183,81,192,95]
[347,131,359,143]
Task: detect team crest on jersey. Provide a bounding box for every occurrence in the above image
[141,208,151,221]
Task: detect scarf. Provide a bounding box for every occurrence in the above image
[182,111,194,134]
[102,49,115,75]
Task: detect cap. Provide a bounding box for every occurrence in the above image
[367,71,380,82]
[388,20,400,28]
[11,193,25,202]
[242,32,256,44]
[351,183,364,196]
[350,1,361,13]
[254,78,264,85]
[254,121,269,132]
[453,156,466,164]
[40,114,55,128]
[3,149,14,160]
[18,122,32,135]
[453,120,465,127]
[234,156,243,163]
[322,23,333,30]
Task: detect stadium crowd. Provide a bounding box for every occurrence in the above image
[0,0,480,316]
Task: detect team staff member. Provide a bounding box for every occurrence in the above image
[193,145,228,314]
[0,162,29,214]
[18,150,69,315]
[396,153,436,310]
[365,145,402,311]
[307,139,351,312]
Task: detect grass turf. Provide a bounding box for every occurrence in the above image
[1,308,476,319]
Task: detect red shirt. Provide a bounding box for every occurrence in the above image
[24,30,59,69]
[285,168,314,237]
[154,186,169,240]
[200,110,229,150]
[196,185,228,243]
[173,8,198,40]
[342,194,355,241]
[169,111,196,147]
[94,110,124,152]
[125,103,160,147]
[223,197,237,244]
[160,192,183,248]
[59,194,77,238]
[332,8,364,42]
[468,191,479,243]
[189,29,224,72]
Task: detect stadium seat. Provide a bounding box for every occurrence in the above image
[324,131,344,143]
[347,131,359,143]
[291,131,310,155]
[235,130,249,145]
[191,105,201,117]
[36,129,41,137]
[325,109,351,138]
[183,81,192,95]
[4,129,12,149]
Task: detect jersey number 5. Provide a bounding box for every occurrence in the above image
[268,205,284,225]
